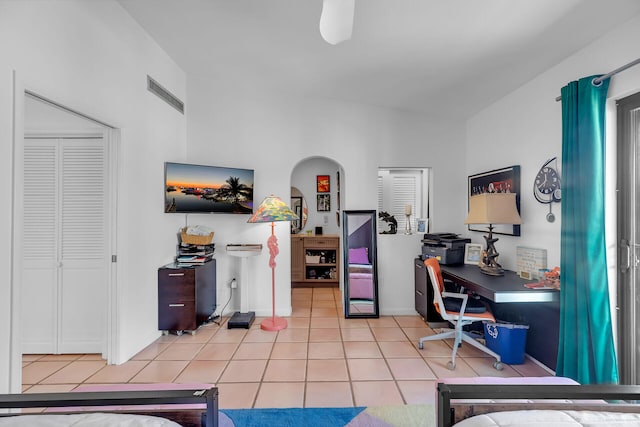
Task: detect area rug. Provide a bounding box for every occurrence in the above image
[220,404,434,427]
[71,384,436,425]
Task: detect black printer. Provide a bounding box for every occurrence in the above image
[421,232,471,265]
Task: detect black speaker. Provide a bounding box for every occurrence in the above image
[315,226,323,235]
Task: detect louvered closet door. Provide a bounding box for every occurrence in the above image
[22,138,107,354]
[22,140,58,353]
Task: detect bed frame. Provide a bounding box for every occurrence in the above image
[0,387,218,427]
[437,383,640,427]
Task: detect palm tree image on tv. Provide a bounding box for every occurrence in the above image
[164,163,254,214]
[215,176,253,210]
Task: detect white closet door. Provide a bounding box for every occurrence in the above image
[59,139,106,353]
[22,140,58,353]
[22,137,107,354]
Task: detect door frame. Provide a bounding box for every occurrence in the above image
[616,90,640,384]
[10,82,119,391]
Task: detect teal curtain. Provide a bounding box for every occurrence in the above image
[556,75,618,384]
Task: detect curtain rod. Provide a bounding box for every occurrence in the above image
[555,56,640,102]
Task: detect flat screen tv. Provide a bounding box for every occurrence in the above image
[164,162,254,214]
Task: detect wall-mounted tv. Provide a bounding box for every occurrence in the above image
[164,162,254,214]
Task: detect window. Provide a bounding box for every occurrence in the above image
[377,168,429,234]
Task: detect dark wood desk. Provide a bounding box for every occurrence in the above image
[440,264,559,371]
[440,264,558,303]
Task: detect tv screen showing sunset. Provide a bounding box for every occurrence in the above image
[164,162,254,214]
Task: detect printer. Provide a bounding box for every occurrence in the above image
[421,232,471,265]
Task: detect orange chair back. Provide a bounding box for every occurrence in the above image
[424,258,451,316]
[423,258,444,291]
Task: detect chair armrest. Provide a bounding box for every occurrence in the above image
[441,291,469,315]
[441,292,468,300]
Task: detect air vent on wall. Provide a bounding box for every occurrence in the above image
[147,76,184,114]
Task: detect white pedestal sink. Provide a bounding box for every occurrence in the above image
[226,244,262,328]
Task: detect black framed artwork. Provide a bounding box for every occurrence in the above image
[317,194,330,212]
[467,165,521,236]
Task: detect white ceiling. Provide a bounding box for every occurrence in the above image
[117,0,640,118]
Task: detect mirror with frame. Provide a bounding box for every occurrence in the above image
[342,210,379,318]
[290,187,307,234]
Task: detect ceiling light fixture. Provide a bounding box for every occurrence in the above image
[319,0,355,45]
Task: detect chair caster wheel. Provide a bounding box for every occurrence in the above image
[447,361,456,370]
[493,361,504,371]
[418,342,424,350]
[176,330,183,336]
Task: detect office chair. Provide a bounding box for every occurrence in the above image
[418,258,503,370]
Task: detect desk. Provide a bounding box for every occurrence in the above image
[440,264,558,303]
[439,263,559,371]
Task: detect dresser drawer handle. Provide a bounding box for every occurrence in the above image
[168,303,185,307]
[416,290,424,296]
[168,273,185,277]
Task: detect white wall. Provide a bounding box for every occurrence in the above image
[466,12,640,272]
[0,0,187,391]
[186,83,466,316]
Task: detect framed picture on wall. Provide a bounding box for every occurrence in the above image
[317,194,330,212]
[416,218,428,233]
[467,165,521,236]
[317,175,330,193]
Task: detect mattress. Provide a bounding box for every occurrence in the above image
[348,263,374,300]
[0,412,182,426]
[454,409,640,426]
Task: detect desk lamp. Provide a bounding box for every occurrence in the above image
[248,195,298,331]
[464,193,522,276]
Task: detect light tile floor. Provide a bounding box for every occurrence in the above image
[22,287,552,408]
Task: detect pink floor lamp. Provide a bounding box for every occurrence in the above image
[248,195,298,331]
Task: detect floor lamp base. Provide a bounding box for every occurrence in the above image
[261,316,287,331]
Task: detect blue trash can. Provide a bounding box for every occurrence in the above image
[483,322,529,364]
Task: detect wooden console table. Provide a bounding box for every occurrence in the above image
[291,235,339,286]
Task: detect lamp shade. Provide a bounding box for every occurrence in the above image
[248,195,298,223]
[319,0,355,45]
[464,193,522,225]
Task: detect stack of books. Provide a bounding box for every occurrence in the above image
[176,243,215,266]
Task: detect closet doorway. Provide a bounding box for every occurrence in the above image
[20,93,117,356]
[617,90,640,384]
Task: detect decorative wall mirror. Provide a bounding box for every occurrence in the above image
[342,210,379,318]
[290,186,307,234]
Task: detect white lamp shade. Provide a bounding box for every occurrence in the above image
[319,0,355,45]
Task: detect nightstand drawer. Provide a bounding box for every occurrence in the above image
[158,301,196,331]
[158,268,195,285]
[304,237,338,248]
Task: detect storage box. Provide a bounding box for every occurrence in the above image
[484,322,529,364]
[180,227,214,245]
[306,255,321,263]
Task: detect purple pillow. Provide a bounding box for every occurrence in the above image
[349,247,369,264]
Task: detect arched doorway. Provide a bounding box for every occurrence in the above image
[290,157,344,290]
